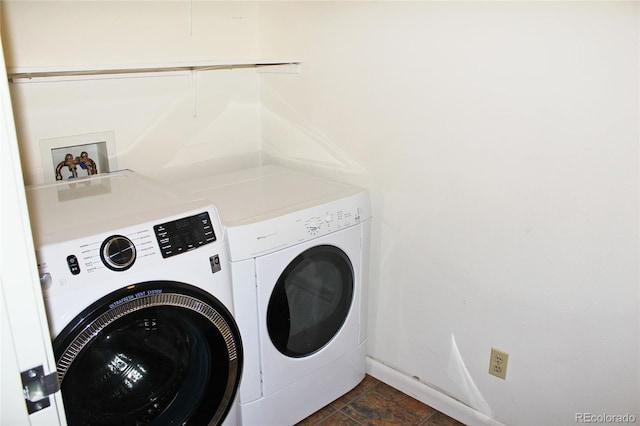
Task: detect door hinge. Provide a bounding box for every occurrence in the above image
[21,365,60,414]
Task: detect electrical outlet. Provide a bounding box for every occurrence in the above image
[488,348,509,380]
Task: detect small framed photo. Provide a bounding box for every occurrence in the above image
[40,131,118,183]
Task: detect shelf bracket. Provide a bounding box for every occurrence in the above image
[186,0,193,36]
[191,69,198,118]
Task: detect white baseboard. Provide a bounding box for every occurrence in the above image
[366,357,505,426]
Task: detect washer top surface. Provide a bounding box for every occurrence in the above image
[183,165,365,227]
[27,170,213,246]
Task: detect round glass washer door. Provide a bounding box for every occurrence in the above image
[53,281,242,426]
[267,245,354,358]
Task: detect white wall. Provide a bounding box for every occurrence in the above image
[258,2,640,425]
[2,0,264,185]
[2,1,258,68]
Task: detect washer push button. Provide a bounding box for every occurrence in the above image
[66,255,81,275]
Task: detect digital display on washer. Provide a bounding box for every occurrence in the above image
[154,212,216,258]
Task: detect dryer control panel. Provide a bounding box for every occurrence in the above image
[225,190,372,261]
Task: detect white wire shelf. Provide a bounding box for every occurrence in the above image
[7,60,301,83]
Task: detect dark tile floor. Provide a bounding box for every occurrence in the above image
[296,375,466,426]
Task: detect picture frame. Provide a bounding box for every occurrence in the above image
[39,131,118,183]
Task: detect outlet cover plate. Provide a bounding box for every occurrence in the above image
[489,348,509,380]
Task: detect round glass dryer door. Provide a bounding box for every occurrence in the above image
[267,245,354,358]
[53,281,242,426]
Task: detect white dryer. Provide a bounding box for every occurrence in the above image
[186,165,371,426]
[26,171,243,426]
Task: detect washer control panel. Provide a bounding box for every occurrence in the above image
[154,212,216,258]
[36,210,220,296]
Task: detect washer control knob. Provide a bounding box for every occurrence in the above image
[100,235,136,271]
[306,217,323,234]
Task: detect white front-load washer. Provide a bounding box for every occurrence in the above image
[184,165,371,426]
[26,170,243,426]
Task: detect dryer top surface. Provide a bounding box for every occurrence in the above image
[185,165,367,227]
